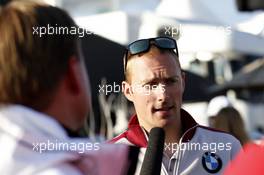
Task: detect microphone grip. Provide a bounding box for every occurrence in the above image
[140,127,165,175]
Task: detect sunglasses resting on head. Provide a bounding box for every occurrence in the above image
[124,37,179,72]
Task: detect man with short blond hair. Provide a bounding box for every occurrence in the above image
[111,37,242,174]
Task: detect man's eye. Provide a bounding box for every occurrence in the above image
[143,82,158,89]
[166,78,178,85]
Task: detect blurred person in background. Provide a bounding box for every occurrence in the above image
[0,1,138,174]
[207,95,232,127]
[213,107,250,146]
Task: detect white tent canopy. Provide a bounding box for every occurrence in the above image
[139,13,264,57]
[177,23,264,56]
[156,0,264,36]
[76,11,264,58]
[75,9,264,59]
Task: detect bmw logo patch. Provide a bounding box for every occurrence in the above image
[202,152,222,173]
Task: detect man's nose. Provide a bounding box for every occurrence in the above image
[155,84,168,102]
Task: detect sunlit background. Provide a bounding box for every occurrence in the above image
[12,0,264,141]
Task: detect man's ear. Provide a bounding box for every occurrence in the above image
[64,56,81,95]
[122,81,133,102]
[181,71,186,93]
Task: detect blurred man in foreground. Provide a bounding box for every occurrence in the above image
[111,37,242,174]
[0,1,136,174]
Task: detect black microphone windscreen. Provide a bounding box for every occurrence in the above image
[140,127,165,175]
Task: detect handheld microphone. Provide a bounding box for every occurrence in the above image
[140,127,165,175]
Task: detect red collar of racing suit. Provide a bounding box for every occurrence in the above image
[111,108,198,147]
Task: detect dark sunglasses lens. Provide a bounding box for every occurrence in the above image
[155,38,176,49]
[128,40,149,54]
